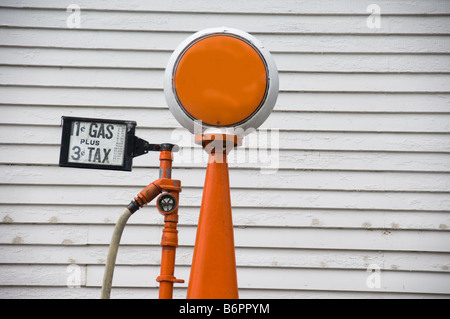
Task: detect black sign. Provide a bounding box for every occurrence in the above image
[59,116,137,171]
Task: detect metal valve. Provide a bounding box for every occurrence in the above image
[157,193,178,215]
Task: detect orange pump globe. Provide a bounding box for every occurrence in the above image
[165,27,279,134]
[173,35,268,127]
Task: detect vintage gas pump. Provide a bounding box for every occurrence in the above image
[59,27,278,299]
[164,27,279,298]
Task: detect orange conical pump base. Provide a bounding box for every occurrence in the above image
[187,134,242,299]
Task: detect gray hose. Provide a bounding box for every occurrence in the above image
[100,208,133,299]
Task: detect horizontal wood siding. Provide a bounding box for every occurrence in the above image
[0,0,449,298]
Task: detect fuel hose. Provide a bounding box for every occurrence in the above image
[100,200,139,299]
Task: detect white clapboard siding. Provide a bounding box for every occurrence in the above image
[1,8,450,35]
[1,185,450,212]
[1,204,450,232]
[1,28,449,54]
[2,89,450,114]
[2,144,450,172]
[1,0,450,299]
[2,125,450,152]
[2,66,450,93]
[3,46,450,74]
[82,265,450,295]
[2,245,449,273]
[1,263,449,295]
[3,165,450,193]
[2,0,450,15]
[2,124,450,152]
[2,223,449,253]
[0,286,448,299]
[2,105,450,133]
[3,65,450,94]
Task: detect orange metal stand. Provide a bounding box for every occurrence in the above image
[187,134,242,299]
[133,149,184,299]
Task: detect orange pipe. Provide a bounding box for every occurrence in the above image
[133,149,184,299]
[159,150,173,179]
[156,191,184,299]
[134,181,161,207]
[156,150,184,299]
[187,135,240,299]
[158,246,177,298]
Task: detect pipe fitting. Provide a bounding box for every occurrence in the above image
[134,181,162,207]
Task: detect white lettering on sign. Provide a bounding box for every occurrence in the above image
[67,121,126,166]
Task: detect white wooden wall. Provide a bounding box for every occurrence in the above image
[1,0,450,299]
